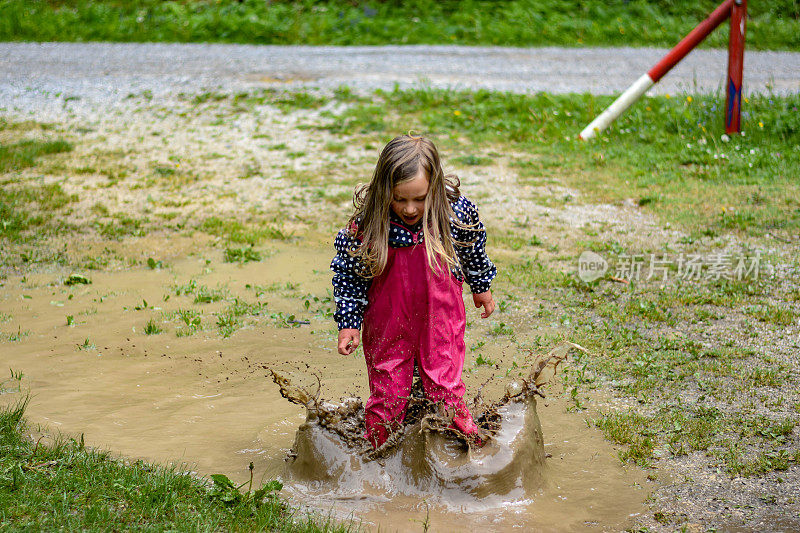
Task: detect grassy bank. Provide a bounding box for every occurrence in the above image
[0,0,798,50]
[308,86,800,239]
[0,398,349,531]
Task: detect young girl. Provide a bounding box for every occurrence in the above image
[331,134,496,449]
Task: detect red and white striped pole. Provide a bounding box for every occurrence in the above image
[579,0,734,140]
[725,0,747,133]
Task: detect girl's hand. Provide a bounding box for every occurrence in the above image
[473,290,495,318]
[338,328,360,355]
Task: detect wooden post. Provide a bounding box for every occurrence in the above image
[725,0,747,133]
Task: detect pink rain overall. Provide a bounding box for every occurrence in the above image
[361,225,479,448]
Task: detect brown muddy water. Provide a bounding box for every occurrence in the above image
[1,243,651,532]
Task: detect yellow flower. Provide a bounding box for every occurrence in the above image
[665,94,671,99]
[686,96,692,103]
[744,97,749,103]
[759,122,764,128]
[646,106,652,111]
[453,110,461,116]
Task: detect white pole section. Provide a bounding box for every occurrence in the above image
[578,74,655,140]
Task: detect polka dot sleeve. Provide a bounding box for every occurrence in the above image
[330,228,371,331]
[452,196,497,294]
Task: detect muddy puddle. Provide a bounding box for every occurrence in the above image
[1,242,651,531]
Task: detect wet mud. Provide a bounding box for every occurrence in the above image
[1,244,651,531]
[273,345,574,502]
[272,343,652,531]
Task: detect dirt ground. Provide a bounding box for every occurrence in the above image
[1,88,798,531]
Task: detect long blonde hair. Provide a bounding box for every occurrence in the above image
[348,134,467,278]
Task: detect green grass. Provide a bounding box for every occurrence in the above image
[318,87,800,238]
[224,245,262,263]
[0,122,76,242]
[0,399,352,531]
[1,0,798,50]
[142,318,163,335]
[172,308,202,337]
[96,214,148,240]
[200,216,290,245]
[595,406,800,475]
[1,181,78,242]
[0,139,72,173]
[215,298,267,337]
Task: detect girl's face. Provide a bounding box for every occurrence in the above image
[391,169,429,227]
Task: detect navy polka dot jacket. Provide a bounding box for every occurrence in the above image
[331,195,497,330]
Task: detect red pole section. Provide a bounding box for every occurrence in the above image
[648,0,733,82]
[726,0,747,133]
[580,0,733,140]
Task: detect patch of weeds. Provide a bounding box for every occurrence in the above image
[190,91,228,105]
[723,448,800,477]
[493,231,547,251]
[487,321,514,337]
[624,297,673,323]
[453,154,492,166]
[143,319,163,335]
[246,281,300,297]
[0,183,78,242]
[595,410,656,467]
[321,190,353,205]
[743,304,797,326]
[501,257,564,289]
[269,312,304,328]
[173,309,201,337]
[660,406,725,456]
[215,312,240,338]
[64,274,91,286]
[0,138,72,172]
[0,368,24,394]
[469,340,486,352]
[147,257,164,269]
[474,354,496,367]
[746,367,784,388]
[97,215,147,239]
[215,298,266,337]
[153,165,176,177]
[5,326,30,342]
[77,337,95,351]
[194,286,226,304]
[200,216,289,244]
[208,471,282,511]
[300,294,334,319]
[693,308,719,322]
[224,245,261,263]
[174,279,197,296]
[323,142,347,153]
[272,91,328,112]
[90,202,110,216]
[322,104,386,135]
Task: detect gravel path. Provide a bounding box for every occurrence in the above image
[2,42,800,115]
